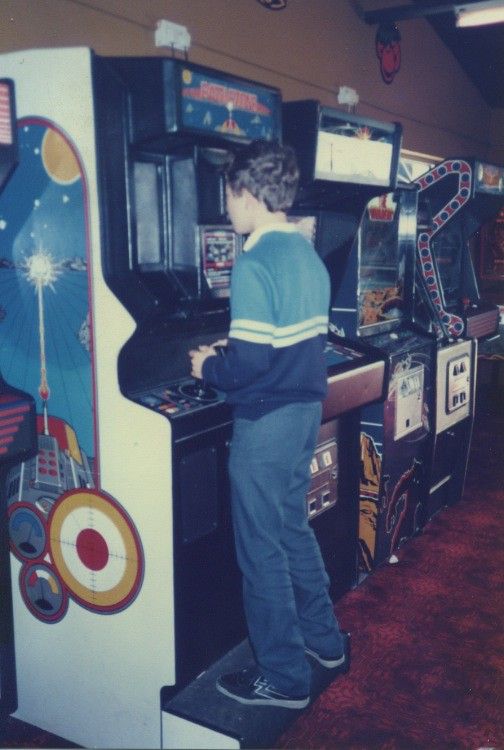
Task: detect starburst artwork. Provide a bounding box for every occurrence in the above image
[0,120,94,456]
[23,249,62,290]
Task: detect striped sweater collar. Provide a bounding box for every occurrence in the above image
[243,222,299,252]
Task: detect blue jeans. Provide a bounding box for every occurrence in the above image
[228,402,343,695]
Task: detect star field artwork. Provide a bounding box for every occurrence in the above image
[0,119,94,457]
[1,119,144,622]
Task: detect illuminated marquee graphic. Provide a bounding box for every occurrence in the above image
[180,68,277,140]
[183,80,270,116]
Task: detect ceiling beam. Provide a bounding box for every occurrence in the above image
[361,3,458,25]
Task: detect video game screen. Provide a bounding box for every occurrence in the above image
[315,114,395,187]
[430,223,464,308]
[358,192,405,329]
[200,225,242,298]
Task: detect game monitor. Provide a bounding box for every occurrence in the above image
[283,100,402,211]
[358,192,408,334]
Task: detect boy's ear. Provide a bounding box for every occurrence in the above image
[242,189,262,210]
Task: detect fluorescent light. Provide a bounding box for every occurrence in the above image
[456,0,504,27]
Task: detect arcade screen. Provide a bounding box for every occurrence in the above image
[430,223,464,309]
[315,113,395,187]
[200,225,241,298]
[358,192,405,329]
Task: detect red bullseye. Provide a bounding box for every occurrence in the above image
[76,528,109,571]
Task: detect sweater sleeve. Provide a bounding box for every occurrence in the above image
[202,255,273,391]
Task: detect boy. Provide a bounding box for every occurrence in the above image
[189,140,347,709]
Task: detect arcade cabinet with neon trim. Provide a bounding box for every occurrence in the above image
[413,159,503,520]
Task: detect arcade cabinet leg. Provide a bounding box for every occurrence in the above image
[0,467,17,719]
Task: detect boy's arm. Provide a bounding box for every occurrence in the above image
[202,337,270,391]
[202,258,272,392]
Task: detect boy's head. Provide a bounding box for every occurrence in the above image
[225,140,299,213]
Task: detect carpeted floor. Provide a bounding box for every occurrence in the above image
[1,384,503,750]
[277,384,504,750]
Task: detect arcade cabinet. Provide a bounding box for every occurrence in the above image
[413,159,503,519]
[0,46,293,750]
[0,77,37,719]
[282,101,433,577]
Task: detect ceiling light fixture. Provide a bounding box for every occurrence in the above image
[359,1,504,28]
[456,0,504,27]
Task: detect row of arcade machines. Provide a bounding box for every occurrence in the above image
[284,102,502,577]
[0,48,501,748]
[0,48,392,750]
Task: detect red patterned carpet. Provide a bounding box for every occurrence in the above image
[278,390,504,750]
[1,386,503,750]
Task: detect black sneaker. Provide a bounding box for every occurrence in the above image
[305,631,351,671]
[216,666,310,709]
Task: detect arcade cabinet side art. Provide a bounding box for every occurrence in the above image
[0,47,174,750]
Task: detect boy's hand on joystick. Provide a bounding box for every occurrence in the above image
[189,346,227,388]
[189,344,220,380]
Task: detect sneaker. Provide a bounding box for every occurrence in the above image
[216,666,310,709]
[305,631,351,670]
[304,648,345,669]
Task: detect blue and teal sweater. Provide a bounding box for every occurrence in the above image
[202,223,330,419]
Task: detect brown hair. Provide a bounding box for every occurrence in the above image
[225,139,299,212]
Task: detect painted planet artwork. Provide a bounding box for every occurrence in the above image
[0,119,94,457]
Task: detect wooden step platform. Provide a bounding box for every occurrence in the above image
[162,635,350,749]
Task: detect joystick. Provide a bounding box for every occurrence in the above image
[181,343,227,402]
[179,377,217,402]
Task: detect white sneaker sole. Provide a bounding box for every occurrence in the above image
[305,647,346,669]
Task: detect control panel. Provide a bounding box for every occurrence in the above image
[133,378,226,419]
[446,354,470,413]
[435,339,474,434]
[394,365,424,440]
[306,437,338,520]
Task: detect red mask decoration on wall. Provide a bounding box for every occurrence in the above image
[376,23,401,84]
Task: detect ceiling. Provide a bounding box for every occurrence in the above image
[363,1,504,108]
